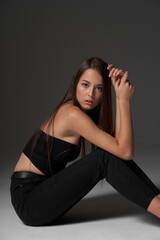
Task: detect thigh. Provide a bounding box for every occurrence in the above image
[105,152,160,210]
[22,148,106,226]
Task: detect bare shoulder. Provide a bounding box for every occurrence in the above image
[53,101,83,139]
[55,100,82,120]
[58,102,91,128]
[55,102,86,130]
[65,104,86,118]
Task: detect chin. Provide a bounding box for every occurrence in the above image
[82,104,96,112]
[81,106,90,113]
[77,100,99,112]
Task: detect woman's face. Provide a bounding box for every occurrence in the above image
[76,69,103,112]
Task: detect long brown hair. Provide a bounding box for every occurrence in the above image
[24,57,114,173]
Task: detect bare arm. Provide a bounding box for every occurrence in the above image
[118,99,134,158]
[114,96,134,158]
[114,96,120,140]
[68,105,133,160]
[109,65,134,158]
[108,64,120,140]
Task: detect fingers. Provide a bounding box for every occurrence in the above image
[107,64,114,71]
[125,78,135,91]
[108,65,134,89]
[115,78,121,87]
[116,69,124,77]
[108,67,115,77]
[108,66,124,78]
[113,69,119,77]
[120,71,128,84]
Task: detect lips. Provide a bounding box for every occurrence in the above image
[85,100,93,104]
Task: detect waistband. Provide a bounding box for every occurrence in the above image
[11,171,46,180]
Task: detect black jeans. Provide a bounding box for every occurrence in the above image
[10,148,160,226]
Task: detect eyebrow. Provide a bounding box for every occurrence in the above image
[81,80,103,86]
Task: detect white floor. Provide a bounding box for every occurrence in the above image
[1,151,160,240]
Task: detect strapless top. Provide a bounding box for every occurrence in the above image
[23,129,81,176]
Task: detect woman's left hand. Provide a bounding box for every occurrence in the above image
[107,64,125,89]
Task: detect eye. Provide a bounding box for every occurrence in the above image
[82,83,88,87]
[97,87,103,92]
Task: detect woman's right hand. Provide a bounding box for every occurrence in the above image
[110,68,134,101]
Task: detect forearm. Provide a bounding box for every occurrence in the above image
[118,99,134,159]
[114,97,120,140]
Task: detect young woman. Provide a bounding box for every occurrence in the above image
[10,57,160,226]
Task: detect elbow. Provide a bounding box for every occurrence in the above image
[116,140,134,160]
[123,151,134,160]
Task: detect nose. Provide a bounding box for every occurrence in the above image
[88,87,95,97]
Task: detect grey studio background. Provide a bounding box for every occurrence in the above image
[1,0,160,240]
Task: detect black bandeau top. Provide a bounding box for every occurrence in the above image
[23,129,81,176]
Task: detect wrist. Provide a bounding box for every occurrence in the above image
[118,98,131,104]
